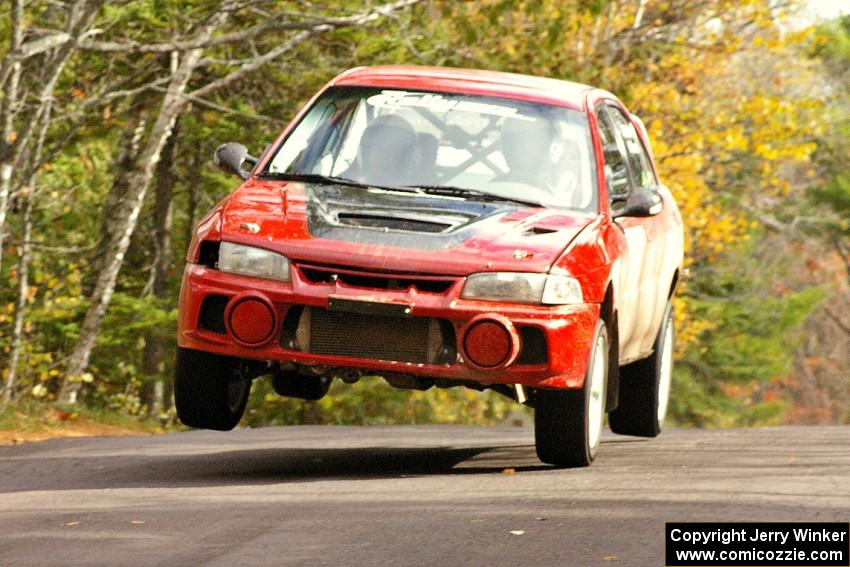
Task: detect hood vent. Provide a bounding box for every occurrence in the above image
[336,213,451,233]
[523,226,558,236]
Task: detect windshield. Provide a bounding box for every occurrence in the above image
[265,87,598,211]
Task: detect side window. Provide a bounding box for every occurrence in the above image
[605,106,657,190]
[596,106,631,198]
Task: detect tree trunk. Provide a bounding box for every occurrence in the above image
[59,20,223,404]
[55,0,416,403]
[184,137,202,251]
[2,90,53,403]
[1,0,103,271]
[88,114,148,285]
[2,190,32,404]
[0,0,24,272]
[141,125,177,415]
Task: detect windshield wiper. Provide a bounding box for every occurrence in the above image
[260,172,423,194]
[407,185,545,208]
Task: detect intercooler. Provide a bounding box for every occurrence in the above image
[293,307,450,364]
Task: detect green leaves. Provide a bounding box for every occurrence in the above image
[244,377,518,427]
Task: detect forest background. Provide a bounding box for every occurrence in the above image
[0,0,847,435]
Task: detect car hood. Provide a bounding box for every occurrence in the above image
[219,180,595,275]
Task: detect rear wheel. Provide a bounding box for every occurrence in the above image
[608,302,674,437]
[174,347,251,431]
[534,319,608,467]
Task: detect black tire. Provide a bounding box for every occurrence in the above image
[534,319,608,467]
[608,302,674,437]
[173,347,251,431]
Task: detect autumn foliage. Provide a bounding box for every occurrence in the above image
[0,0,846,427]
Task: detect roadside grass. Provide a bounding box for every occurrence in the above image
[0,399,164,445]
[0,378,531,446]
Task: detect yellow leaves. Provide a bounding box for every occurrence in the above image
[722,126,749,152]
[812,33,831,49]
[673,295,717,357]
[793,143,817,162]
[755,143,780,161]
[67,372,95,384]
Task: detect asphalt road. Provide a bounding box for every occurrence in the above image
[0,425,848,567]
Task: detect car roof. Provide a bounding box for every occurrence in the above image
[330,65,614,111]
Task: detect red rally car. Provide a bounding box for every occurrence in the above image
[175,65,684,467]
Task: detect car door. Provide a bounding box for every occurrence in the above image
[597,102,668,361]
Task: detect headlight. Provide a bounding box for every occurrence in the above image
[461,272,582,305]
[541,275,583,305]
[218,242,291,282]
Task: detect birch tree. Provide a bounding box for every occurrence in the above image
[57,0,423,402]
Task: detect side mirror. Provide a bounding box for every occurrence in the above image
[612,188,663,219]
[214,142,258,180]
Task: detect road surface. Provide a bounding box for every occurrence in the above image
[0,425,848,566]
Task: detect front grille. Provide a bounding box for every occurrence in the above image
[300,308,451,363]
[297,263,457,294]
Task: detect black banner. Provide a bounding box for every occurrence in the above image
[666,522,849,566]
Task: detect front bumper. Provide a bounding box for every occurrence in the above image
[177,263,599,389]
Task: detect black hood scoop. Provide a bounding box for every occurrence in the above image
[305,183,517,250]
[336,212,453,233]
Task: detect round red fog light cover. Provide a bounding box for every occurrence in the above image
[463,320,512,368]
[228,298,275,345]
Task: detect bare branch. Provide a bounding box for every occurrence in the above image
[834,239,850,283]
[151,86,276,122]
[52,75,171,123]
[190,0,422,100]
[8,240,96,253]
[76,20,309,53]
[742,205,789,233]
[824,309,850,337]
[17,0,423,59]
[189,29,316,99]
[11,0,106,174]
[12,31,72,59]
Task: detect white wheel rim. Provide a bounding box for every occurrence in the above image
[656,317,674,426]
[587,332,607,451]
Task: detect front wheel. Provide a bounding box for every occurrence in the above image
[173,347,251,431]
[534,319,608,467]
[608,302,674,437]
